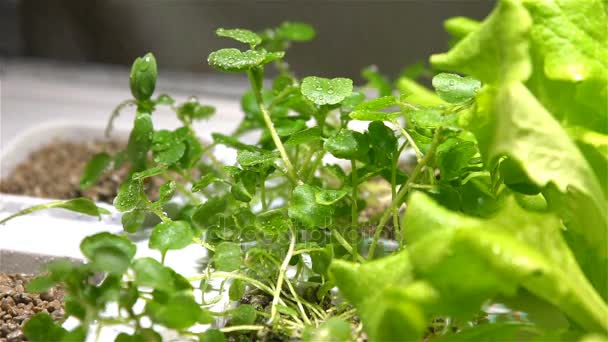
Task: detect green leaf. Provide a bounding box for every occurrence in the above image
[444,16,481,44]
[285,127,322,146]
[324,129,369,160]
[368,121,398,162]
[200,329,226,342]
[340,92,366,113]
[288,184,334,229]
[213,242,242,271]
[51,198,109,217]
[147,292,211,330]
[216,28,262,47]
[80,152,111,189]
[315,188,348,206]
[192,197,228,228]
[430,0,532,84]
[121,209,146,233]
[276,22,316,42]
[362,66,392,97]
[432,73,481,104]
[23,313,67,342]
[475,83,608,298]
[522,0,607,83]
[212,133,259,151]
[301,76,353,106]
[157,181,176,204]
[26,275,56,293]
[302,317,353,342]
[275,119,307,137]
[408,107,457,129]
[149,220,194,252]
[349,110,400,122]
[177,100,215,121]
[237,150,279,168]
[132,257,175,292]
[256,209,289,235]
[229,279,246,301]
[230,304,256,326]
[114,179,144,212]
[192,174,224,193]
[152,130,186,165]
[156,94,175,105]
[436,137,479,181]
[404,192,608,333]
[132,166,166,180]
[329,250,425,341]
[355,96,397,111]
[396,77,446,106]
[437,322,539,342]
[207,48,267,72]
[130,53,157,101]
[127,112,153,171]
[80,232,136,274]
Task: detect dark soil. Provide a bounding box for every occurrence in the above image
[0,273,65,342]
[0,140,163,203]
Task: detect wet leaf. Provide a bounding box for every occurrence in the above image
[213,242,242,271]
[216,28,262,47]
[149,220,195,252]
[208,48,267,72]
[301,76,353,106]
[432,73,481,104]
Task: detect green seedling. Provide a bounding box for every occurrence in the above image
[2,2,607,340]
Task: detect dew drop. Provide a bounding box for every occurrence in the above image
[448,80,456,87]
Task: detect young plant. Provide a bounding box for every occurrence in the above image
[2,0,607,340]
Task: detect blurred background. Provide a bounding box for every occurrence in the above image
[1,0,494,79]
[0,0,494,153]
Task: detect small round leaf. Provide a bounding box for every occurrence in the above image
[301,76,353,106]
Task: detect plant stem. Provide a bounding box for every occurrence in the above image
[391,153,400,243]
[269,223,296,324]
[367,129,442,259]
[350,159,360,262]
[105,99,135,137]
[189,272,277,299]
[285,278,312,325]
[193,237,215,251]
[247,70,299,183]
[331,229,365,263]
[394,122,423,161]
[220,325,265,333]
[150,207,170,223]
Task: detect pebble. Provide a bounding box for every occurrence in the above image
[0,273,65,341]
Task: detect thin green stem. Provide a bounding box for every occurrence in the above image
[193,237,215,252]
[220,325,265,333]
[350,159,360,262]
[189,272,277,299]
[269,223,296,324]
[105,99,135,137]
[285,279,312,325]
[367,129,442,259]
[332,229,365,263]
[394,121,423,161]
[150,207,170,223]
[247,70,299,183]
[391,153,400,242]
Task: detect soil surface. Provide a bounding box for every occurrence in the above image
[0,273,65,342]
[0,140,163,203]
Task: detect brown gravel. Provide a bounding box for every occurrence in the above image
[0,273,65,342]
[0,140,163,203]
